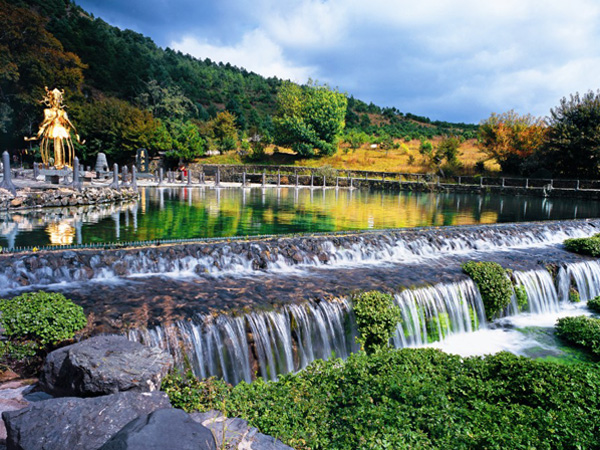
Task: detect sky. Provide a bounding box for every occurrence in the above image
[76,0,600,124]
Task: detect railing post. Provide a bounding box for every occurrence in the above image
[33,162,39,180]
[502,178,505,188]
[323,175,326,188]
[277,172,281,187]
[479,177,483,187]
[336,177,339,188]
[576,180,580,191]
[187,170,191,186]
[295,173,299,188]
[310,174,314,188]
[458,176,461,185]
[550,179,553,188]
[525,179,529,189]
[132,165,138,192]
[262,171,266,187]
[243,171,246,187]
[216,167,221,186]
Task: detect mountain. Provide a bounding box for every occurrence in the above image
[0,0,477,164]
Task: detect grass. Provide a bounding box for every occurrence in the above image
[195,138,501,174]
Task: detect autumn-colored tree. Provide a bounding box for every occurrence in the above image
[478,110,546,173]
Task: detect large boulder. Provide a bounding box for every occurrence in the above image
[39,335,173,397]
[2,391,171,450]
[191,410,294,450]
[99,408,216,450]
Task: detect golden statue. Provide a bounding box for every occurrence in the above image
[25,87,84,169]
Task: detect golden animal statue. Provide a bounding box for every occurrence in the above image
[24,87,84,169]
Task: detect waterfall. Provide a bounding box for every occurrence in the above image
[129,280,486,384]
[392,280,486,347]
[512,270,560,314]
[1,220,598,289]
[557,260,600,302]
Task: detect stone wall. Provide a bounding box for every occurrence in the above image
[0,187,139,211]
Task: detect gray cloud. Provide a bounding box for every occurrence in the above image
[76,0,600,123]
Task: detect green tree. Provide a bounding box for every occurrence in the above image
[167,120,205,162]
[273,81,347,156]
[345,129,368,153]
[541,91,600,177]
[207,111,239,153]
[136,80,198,120]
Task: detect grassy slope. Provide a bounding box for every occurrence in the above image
[196,138,500,174]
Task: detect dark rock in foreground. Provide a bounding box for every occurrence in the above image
[99,408,216,450]
[39,335,173,397]
[192,410,294,450]
[2,391,170,450]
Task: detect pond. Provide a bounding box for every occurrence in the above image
[2,186,600,248]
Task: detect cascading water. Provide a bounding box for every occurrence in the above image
[1,219,599,289]
[129,258,600,384]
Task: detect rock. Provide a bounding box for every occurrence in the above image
[39,335,173,397]
[2,391,171,450]
[191,410,294,450]
[9,198,22,207]
[99,408,216,450]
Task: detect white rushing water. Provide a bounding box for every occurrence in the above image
[129,258,600,384]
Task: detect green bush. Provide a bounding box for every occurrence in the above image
[352,291,402,354]
[588,296,600,313]
[462,261,513,321]
[556,315,600,355]
[0,291,87,348]
[515,284,528,311]
[164,348,600,449]
[563,233,600,257]
[569,287,581,303]
[161,370,231,412]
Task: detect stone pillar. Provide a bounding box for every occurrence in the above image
[0,151,17,195]
[480,177,483,187]
[310,174,314,188]
[502,178,505,188]
[121,165,130,188]
[277,173,281,187]
[576,180,580,191]
[295,174,299,188]
[110,163,120,190]
[187,170,192,186]
[131,165,138,192]
[336,177,339,188]
[525,179,529,189]
[216,167,221,187]
[33,162,39,180]
[323,175,326,188]
[71,156,82,192]
[262,171,266,187]
[158,168,164,185]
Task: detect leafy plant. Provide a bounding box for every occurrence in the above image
[564,234,600,257]
[0,291,87,348]
[462,261,513,321]
[352,291,402,354]
[161,369,231,412]
[556,315,600,355]
[514,284,528,311]
[588,295,600,313]
[163,348,600,450]
[569,287,581,303]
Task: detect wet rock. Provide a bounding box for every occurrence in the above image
[39,335,173,397]
[2,391,171,450]
[99,408,216,450]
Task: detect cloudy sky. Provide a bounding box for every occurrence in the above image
[76,0,600,124]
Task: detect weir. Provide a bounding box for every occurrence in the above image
[128,257,600,384]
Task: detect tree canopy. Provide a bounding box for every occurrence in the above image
[273,82,347,156]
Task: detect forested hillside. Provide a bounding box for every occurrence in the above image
[0,0,477,166]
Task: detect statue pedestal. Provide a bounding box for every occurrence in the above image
[40,168,71,184]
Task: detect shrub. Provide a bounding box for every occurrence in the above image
[352,291,402,354]
[515,284,528,311]
[164,348,600,449]
[0,291,87,348]
[588,296,600,313]
[556,316,600,355]
[161,370,231,412]
[569,287,581,303]
[563,233,600,257]
[462,261,513,321]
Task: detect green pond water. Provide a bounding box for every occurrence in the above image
[2,186,600,248]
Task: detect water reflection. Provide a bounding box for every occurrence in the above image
[1,187,599,248]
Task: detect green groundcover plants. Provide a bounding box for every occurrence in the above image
[163,348,600,450]
[556,315,600,356]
